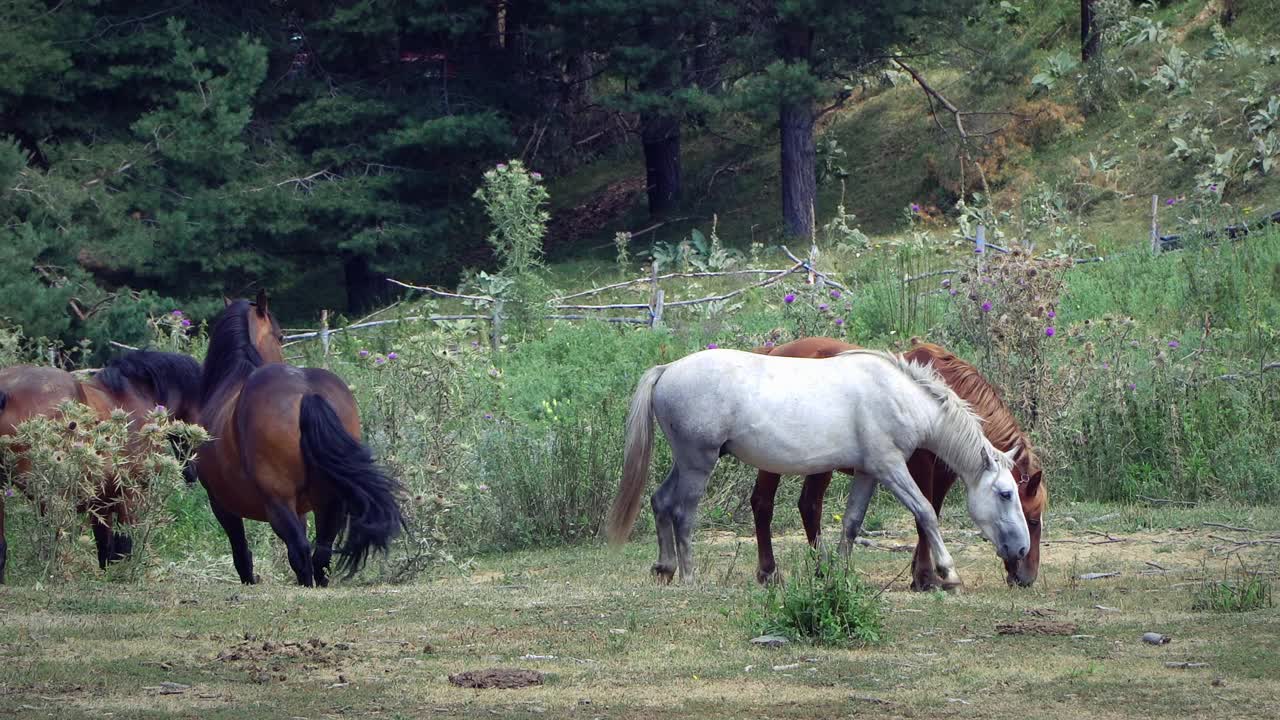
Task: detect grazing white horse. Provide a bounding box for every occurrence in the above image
[606,349,1029,587]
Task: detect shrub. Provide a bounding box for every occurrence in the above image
[745,550,885,647]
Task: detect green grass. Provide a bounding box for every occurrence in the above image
[2,502,1279,719]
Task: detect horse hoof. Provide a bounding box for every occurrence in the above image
[911,576,942,592]
[756,567,780,586]
[651,564,675,585]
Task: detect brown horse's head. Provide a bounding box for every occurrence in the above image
[905,340,1047,587]
[202,291,285,407]
[1008,450,1046,587]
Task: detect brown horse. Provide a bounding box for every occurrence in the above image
[0,350,203,583]
[750,337,1045,589]
[197,292,403,587]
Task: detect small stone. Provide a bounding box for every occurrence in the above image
[1142,632,1171,645]
[750,635,789,648]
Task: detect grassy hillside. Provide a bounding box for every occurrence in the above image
[546,0,1280,265]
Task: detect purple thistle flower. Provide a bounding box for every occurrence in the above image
[471,340,480,348]
[949,289,959,296]
[171,309,183,316]
[181,318,192,327]
[477,484,490,492]
[1047,310,1056,319]
[358,349,370,358]
[496,163,508,171]
[1127,382,1137,391]
[834,318,845,326]
[981,301,992,313]
[1168,340,1180,349]
[763,341,775,348]
[1101,362,1110,370]
[1045,326,1056,337]
[483,412,493,420]
[154,405,167,414]
[818,303,829,311]
[387,351,399,360]
[374,356,386,365]
[1166,197,1176,206]
[830,289,842,300]
[706,343,718,350]
[1209,183,1218,192]
[4,487,12,498]
[910,203,921,213]
[975,246,984,254]
[530,172,543,181]
[488,367,500,378]
[783,293,796,304]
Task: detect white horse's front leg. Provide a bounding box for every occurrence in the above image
[837,475,876,556]
[875,461,961,590]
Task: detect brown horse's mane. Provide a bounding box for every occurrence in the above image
[905,342,1042,480]
[200,300,263,406]
[96,350,202,408]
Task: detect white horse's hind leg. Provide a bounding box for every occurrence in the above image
[875,461,961,590]
[838,475,877,556]
[665,453,717,584]
[650,467,680,583]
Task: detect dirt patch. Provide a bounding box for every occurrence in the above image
[214,636,346,684]
[546,176,644,253]
[448,668,544,689]
[996,620,1080,636]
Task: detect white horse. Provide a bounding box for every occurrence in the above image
[606,349,1029,587]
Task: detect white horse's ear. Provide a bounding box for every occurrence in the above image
[985,447,998,472]
[1002,444,1021,464]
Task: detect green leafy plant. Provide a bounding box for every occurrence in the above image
[1192,560,1273,612]
[744,550,885,647]
[1031,51,1079,94]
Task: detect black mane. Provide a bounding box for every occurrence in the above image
[201,300,264,405]
[96,350,202,407]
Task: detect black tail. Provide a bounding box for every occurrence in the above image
[0,389,7,416]
[299,393,404,578]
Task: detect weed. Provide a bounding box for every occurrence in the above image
[744,549,885,647]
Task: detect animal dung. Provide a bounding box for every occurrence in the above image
[448,668,544,689]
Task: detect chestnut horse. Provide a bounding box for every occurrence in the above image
[0,350,203,582]
[750,337,1045,589]
[197,292,403,587]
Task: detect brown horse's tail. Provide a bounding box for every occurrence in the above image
[299,393,404,578]
[606,365,668,546]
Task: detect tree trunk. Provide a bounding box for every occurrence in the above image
[779,100,816,238]
[778,24,815,239]
[1081,0,1100,63]
[343,254,383,314]
[641,114,681,216]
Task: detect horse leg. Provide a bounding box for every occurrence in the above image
[650,467,680,584]
[311,501,343,588]
[109,497,135,564]
[750,470,781,585]
[669,452,717,584]
[876,461,961,590]
[908,455,943,591]
[87,496,115,570]
[798,472,833,550]
[266,502,314,587]
[837,475,877,556]
[210,499,257,585]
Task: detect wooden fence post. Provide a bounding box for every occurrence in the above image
[1150,194,1160,254]
[319,309,331,366]
[650,262,664,328]
[490,299,504,353]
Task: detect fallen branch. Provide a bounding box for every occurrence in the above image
[664,262,804,307]
[1137,495,1197,506]
[1202,522,1259,533]
[779,246,849,291]
[387,278,493,303]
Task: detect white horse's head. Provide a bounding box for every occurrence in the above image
[965,444,1031,563]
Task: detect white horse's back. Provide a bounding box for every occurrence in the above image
[651,349,936,476]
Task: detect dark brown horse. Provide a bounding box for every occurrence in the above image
[197,292,403,587]
[750,337,1046,589]
[0,351,203,582]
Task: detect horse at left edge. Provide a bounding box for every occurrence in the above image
[0,350,203,583]
[196,291,404,587]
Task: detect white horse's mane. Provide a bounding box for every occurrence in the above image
[835,349,1007,474]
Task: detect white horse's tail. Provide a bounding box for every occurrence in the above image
[606,364,667,546]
